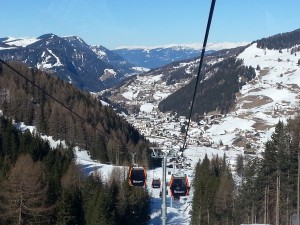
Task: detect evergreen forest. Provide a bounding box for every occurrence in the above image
[0,116,151,225]
[256,28,300,50]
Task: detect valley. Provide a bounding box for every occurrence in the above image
[105,42,300,159]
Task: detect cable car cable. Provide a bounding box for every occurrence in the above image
[182,0,216,150]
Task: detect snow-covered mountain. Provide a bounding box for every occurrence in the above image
[113,42,248,69]
[91,45,150,75]
[104,37,300,155]
[0,34,144,91]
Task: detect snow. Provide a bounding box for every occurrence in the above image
[114,42,249,51]
[47,49,63,67]
[140,103,155,113]
[13,122,66,149]
[100,100,110,106]
[91,45,107,58]
[3,37,39,47]
[132,66,150,72]
[74,148,126,181]
[72,144,241,225]
[0,47,17,50]
[99,68,117,81]
[122,90,139,100]
[153,91,171,100]
[37,49,63,69]
[147,74,163,83]
[111,40,300,154]
[67,75,73,84]
[105,68,116,76]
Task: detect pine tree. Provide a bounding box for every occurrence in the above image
[235,154,244,177]
[57,189,85,225]
[215,167,234,224]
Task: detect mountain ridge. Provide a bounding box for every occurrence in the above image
[0,33,141,91]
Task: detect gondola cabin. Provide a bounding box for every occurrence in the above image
[128,166,147,187]
[169,174,190,199]
[151,178,161,188]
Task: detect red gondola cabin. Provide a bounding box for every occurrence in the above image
[169,174,190,199]
[151,178,161,188]
[128,166,147,187]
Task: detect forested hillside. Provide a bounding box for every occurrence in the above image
[256,28,300,50]
[191,117,300,225]
[0,61,149,166]
[0,117,151,225]
[158,57,256,118]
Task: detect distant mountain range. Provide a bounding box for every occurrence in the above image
[0,33,249,91]
[113,42,248,69]
[0,34,141,91]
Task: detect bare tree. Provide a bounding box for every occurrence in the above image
[0,154,53,225]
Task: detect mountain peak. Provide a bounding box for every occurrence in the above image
[38,33,58,40]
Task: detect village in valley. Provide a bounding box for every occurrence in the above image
[105,43,300,161]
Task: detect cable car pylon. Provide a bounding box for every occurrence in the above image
[150,145,175,225]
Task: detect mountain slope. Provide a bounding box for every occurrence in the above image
[159,28,300,118]
[91,45,145,74]
[158,57,256,117]
[0,61,149,165]
[0,34,140,91]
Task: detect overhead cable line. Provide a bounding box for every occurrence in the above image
[0,58,124,147]
[182,0,216,150]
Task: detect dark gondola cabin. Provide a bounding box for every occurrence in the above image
[151,178,161,188]
[128,166,147,187]
[169,174,190,199]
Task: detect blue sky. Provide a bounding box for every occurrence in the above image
[1,0,300,49]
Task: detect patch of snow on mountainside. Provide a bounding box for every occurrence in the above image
[140,103,155,113]
[99,68,117,81]
[203,43,300,152]
[122,90,140,100]
[132,66,150,73]
[37,52,52,69]
[91,46,107,59]
[4,37,40,47]
[36,49,63,69]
